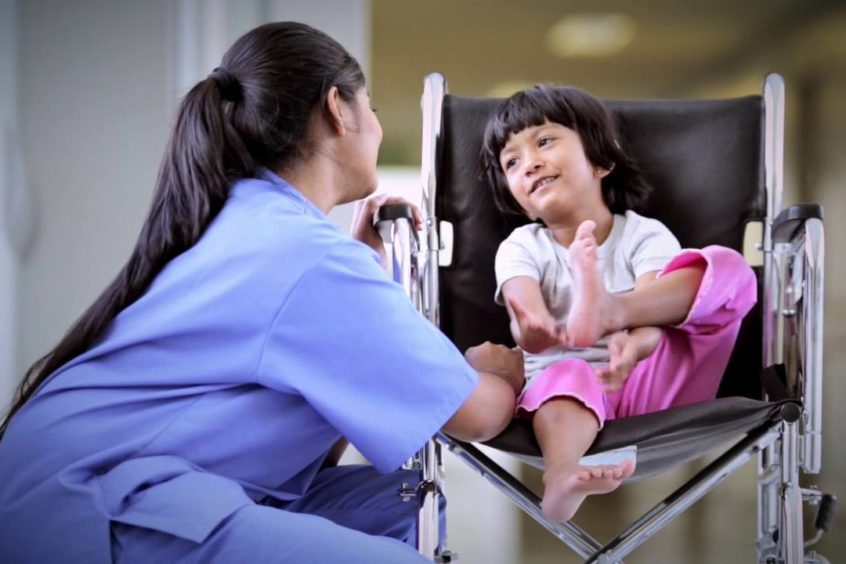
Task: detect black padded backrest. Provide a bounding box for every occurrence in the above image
[437,94,766,399]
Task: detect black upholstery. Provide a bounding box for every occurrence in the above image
[437,94,766,401]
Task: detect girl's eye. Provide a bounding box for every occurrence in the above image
[504,158,517,170]
[538,137,553,147]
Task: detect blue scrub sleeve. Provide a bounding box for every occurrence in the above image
[258,241,479,473]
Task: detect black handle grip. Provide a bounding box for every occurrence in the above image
[373,203,415,226]
[772,203,823,244]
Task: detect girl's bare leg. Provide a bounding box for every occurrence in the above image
[567,221,706,347]
[533,398,635,522]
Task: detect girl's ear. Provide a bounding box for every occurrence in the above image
[594,162,615,178]
[324,86,347,136]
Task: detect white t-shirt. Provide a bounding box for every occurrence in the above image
[495,210,681,382]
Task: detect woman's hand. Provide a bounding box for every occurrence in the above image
[350,194,423,268]
[464,341,525,395]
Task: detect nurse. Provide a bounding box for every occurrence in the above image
[0,22,522,563]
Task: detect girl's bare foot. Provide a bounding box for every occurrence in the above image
[567,220,619,347]
[541,459,636,522]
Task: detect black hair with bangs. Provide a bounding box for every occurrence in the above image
[480,84,651,218]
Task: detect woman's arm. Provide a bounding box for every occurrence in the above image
[442,342,523,442]
[595,326,662,391]
[441,372,516,442]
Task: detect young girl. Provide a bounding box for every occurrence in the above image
[480,85,757,522]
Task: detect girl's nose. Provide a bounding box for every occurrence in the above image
[524,155,542,175]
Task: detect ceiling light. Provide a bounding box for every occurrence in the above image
[545,13,636,58]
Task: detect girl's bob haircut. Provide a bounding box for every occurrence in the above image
[481,84,651,218]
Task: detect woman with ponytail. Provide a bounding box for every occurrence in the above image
[0,22,521,563]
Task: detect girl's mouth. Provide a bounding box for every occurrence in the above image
[530,175,558,194]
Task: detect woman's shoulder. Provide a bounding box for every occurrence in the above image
[201,182,373,283]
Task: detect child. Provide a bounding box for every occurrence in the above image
[480,85,757,522]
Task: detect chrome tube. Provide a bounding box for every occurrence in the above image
[417,439,441,557]
[780,421,804,563]
[416,73,448,561]
[762,73,785,370]
[757,443,781,561]
[801,218,824,473]
[758,73,786,564]
[420,73,446,327]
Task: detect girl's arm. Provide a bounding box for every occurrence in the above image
[501,276,568,353]
[596,326,662,391]
[634,271,658,289]
[626,326,662,360]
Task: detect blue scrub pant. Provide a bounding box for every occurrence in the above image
[111,465,445,563]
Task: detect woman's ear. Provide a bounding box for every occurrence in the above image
[324,86,347,136]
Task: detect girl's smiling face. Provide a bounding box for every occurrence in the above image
[499,120,609,223]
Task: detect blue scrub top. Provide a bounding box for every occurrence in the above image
[0,170,478,563]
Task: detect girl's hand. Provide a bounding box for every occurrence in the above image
[505,295,568,354]
[351,194,423,268]
[595,331,638,392]
[464,341,525,395]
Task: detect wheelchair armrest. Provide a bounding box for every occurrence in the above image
[770,203,824,474]
[772,203,823,244]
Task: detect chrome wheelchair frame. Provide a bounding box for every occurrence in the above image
[377,72,833,563]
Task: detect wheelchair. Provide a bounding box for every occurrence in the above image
[376,72,835,563]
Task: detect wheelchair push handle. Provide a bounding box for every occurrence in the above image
[373,203,417,244]
[772,203,824,244]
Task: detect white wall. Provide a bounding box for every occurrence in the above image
[16,0,374,375]
[17,0,172,375]
[0,0,23,409]
[266,0,371,231]
[16,0,375,376]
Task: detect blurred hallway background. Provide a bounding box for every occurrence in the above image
[1,1,842,561]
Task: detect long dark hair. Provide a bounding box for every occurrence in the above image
[0,22,365,437]
[481,84,651,217]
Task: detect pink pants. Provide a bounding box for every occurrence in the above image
[516,246,757,427]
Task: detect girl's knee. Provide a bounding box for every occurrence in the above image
[701,245,757,296]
